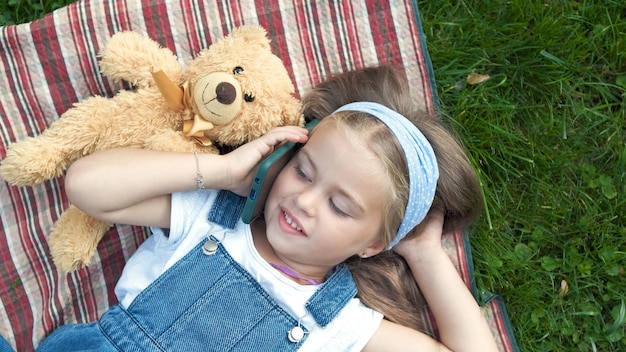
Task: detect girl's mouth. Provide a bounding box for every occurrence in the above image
[283,211,303,232]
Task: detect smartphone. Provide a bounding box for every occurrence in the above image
[241,118,321,224]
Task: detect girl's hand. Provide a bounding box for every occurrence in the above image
[220,126,309,196]
[393,210,445,262]
[391,209,500,352]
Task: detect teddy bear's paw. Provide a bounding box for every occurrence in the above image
[48,208,113,272]
[0,139,67,186]
[0,158,32,186]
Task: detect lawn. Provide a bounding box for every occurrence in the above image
[1,0,625,351]
[417,1,625,350]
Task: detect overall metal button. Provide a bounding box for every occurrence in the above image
[202,239,218,255]
[288,326,304,342]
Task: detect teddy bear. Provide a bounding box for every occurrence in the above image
[0,25,303,272]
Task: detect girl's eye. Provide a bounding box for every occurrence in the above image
[294,164,310,182]
[329,199,349,217]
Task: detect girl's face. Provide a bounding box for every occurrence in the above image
[263,118,391,275]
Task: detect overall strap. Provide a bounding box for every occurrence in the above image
[207,190,246,229]
[306,264,358,327]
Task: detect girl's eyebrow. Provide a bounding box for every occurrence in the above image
[300,149,365,214]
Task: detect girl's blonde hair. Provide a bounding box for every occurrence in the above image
[301,65,483,332]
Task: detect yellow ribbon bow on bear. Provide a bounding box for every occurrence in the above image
[150,68,215,146]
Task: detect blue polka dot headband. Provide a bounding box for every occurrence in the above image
[333,102,439,249]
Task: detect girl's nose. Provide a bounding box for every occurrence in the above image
[294,186,318,216]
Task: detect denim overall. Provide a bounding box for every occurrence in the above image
[36,191,358,351]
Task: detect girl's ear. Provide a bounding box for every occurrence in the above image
[363,239,386,257]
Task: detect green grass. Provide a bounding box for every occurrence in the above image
[2,0,625,350]
[0,0,72,25]
[418,0,625,350]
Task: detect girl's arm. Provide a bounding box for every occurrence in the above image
[65,126,309,228]
[364,212,498,352]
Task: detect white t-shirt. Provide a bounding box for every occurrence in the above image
[115,190,383,351]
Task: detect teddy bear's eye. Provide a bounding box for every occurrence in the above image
[233,66,244,75]
[244,93,255,102]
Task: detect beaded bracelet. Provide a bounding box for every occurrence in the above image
[193,151,205,190]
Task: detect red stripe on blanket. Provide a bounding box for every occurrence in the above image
[180,0,204,57]
[142,0,176,52]
[454,230,472,286]
[66,4,106,97]
[10,185,62,348]
[103,0,134,33]
[289,0,320,91]
[70,0,131,96]
[491,299,516,352]
[31,16,78,116]
[255,0,296,96]
[30,189,67,339]
[231,0,246,28]
[217,0,246,33]
[0,27,49,140]
[0,196,35,351]
[306,1,333,76]
[97,231,128,306]
[402,1,434,114]
[67,272,95,324]
[336,1,366,71]
[326,2,355,73]
[367,2,402,64]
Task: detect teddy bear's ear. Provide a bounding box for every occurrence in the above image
[229,25,271,50]
[100,31,181,88]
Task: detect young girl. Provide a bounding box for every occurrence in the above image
[36,66,498,351]
[300,66,486,332]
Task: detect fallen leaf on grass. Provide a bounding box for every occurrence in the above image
[466,72,491,85]
[559,280,569,297]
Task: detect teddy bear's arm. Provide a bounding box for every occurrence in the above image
[99,31,182,89]
[0,96,123,186]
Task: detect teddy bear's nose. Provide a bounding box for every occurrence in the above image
[215,82,237,105]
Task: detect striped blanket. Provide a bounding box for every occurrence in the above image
[0,0,518,351]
